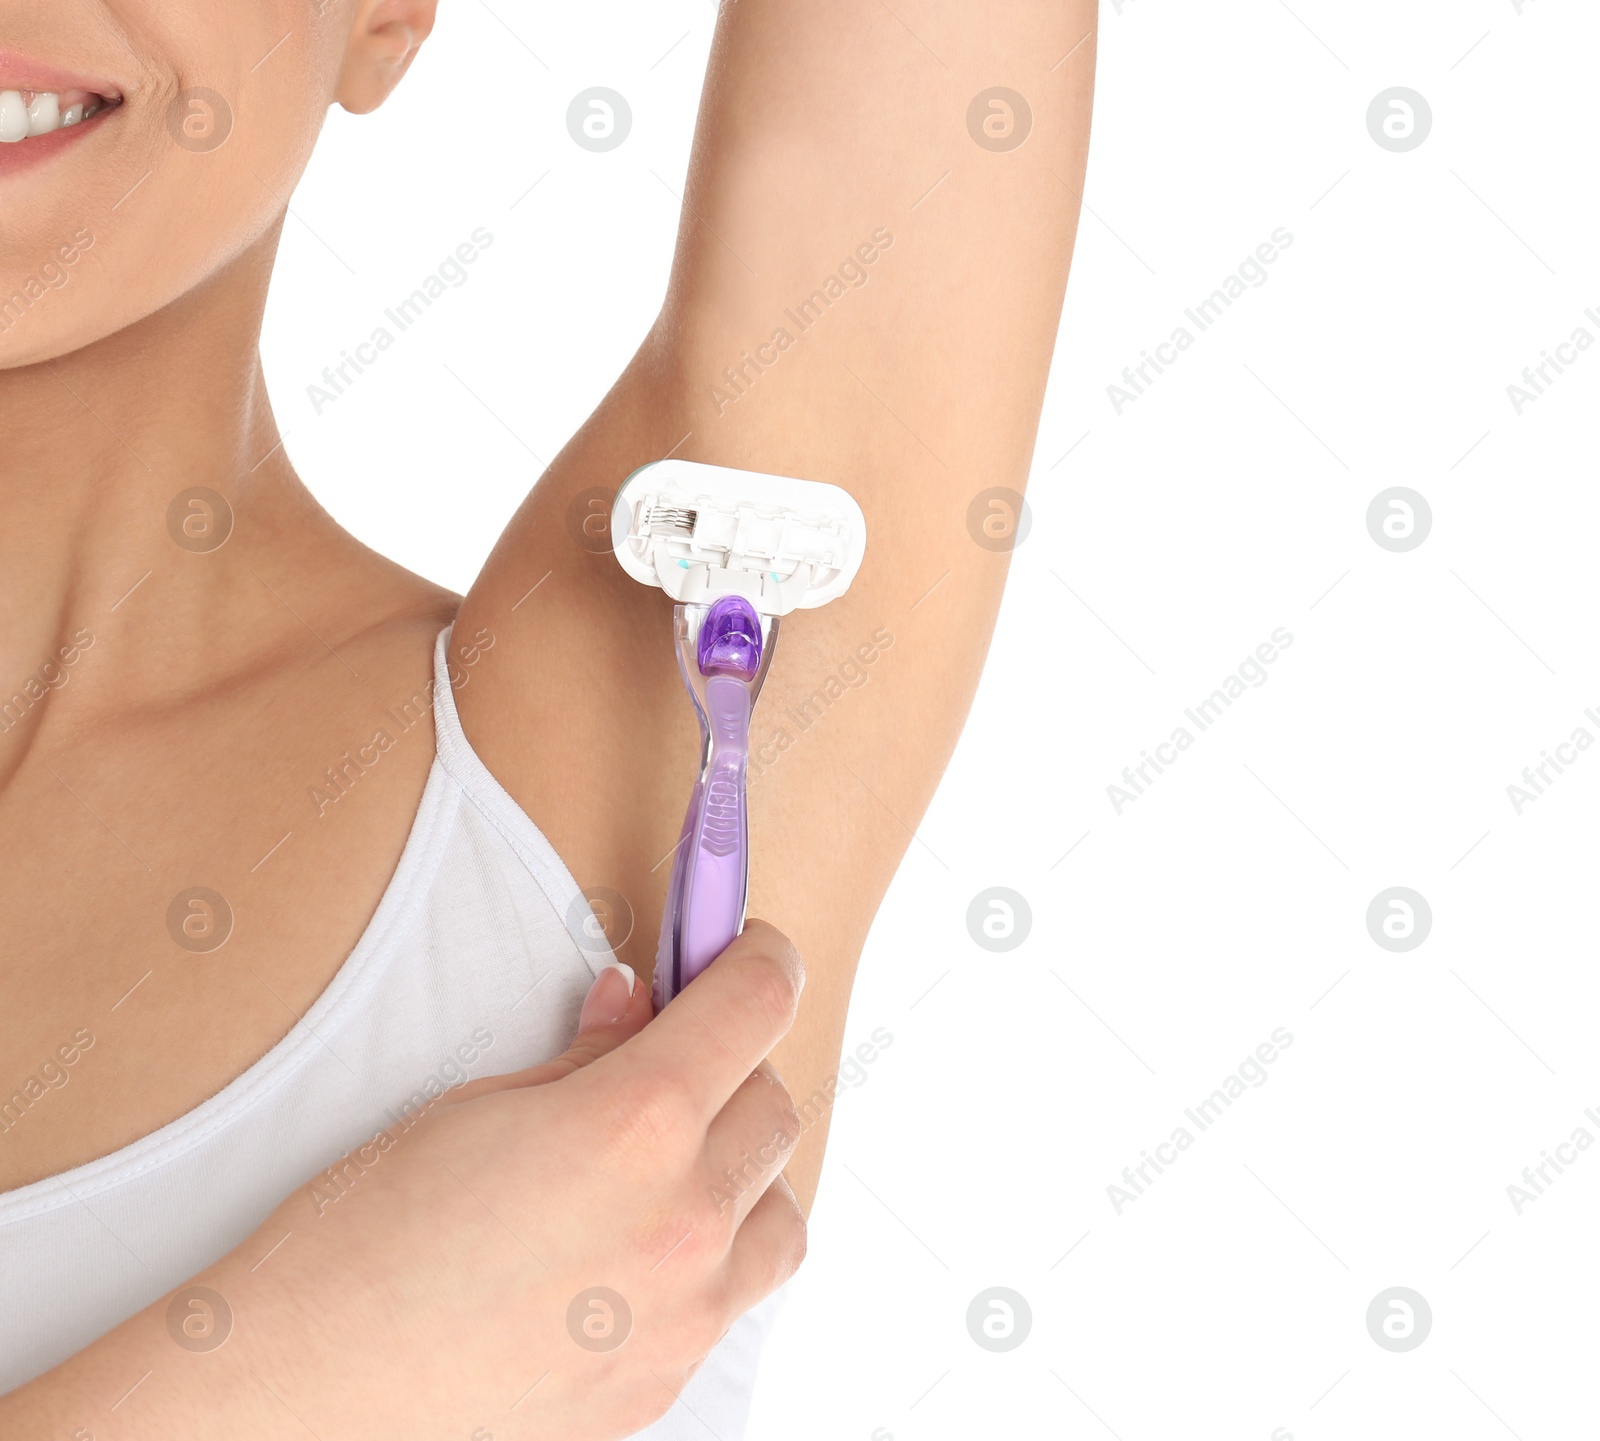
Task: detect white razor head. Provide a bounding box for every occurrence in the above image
[610,459,867,616]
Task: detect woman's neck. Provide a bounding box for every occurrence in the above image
[0,221,340,718]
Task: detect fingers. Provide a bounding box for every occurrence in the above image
[618,920,805,1122]
[722,1174,807,1320]
[444,962,652,1104]
[578,961,652,1035]
[703,1063,802,1226]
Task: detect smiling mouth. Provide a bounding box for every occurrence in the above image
[0,88,121,142]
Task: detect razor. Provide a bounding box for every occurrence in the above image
[610,458,867,1008]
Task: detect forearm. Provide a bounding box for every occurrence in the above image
[0,1218,303,1438]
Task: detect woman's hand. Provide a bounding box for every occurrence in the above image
[3,921,808,1441]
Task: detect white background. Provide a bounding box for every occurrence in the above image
[263,1,1600,1436]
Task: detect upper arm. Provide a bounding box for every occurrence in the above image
[454,0,1095,1207]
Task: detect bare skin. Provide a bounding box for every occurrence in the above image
[0,0,1095,1430]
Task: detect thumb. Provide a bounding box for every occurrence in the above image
[446,962,653,1103]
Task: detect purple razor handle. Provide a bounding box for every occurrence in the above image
[654,594,777,1008]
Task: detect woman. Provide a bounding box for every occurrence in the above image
[0,0,1094,1435]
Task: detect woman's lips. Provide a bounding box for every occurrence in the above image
[0,47,123,98]
[0,49,124,177]
[0,100,119,178]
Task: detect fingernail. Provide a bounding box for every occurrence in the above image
[579,962,637,1030]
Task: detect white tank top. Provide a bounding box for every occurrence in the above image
[0,625,783,1434]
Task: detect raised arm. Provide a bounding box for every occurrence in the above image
[455,0,1096,1209]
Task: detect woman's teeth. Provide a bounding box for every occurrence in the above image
[0,89,114,143]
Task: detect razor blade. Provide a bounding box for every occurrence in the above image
[610,459,867,616]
